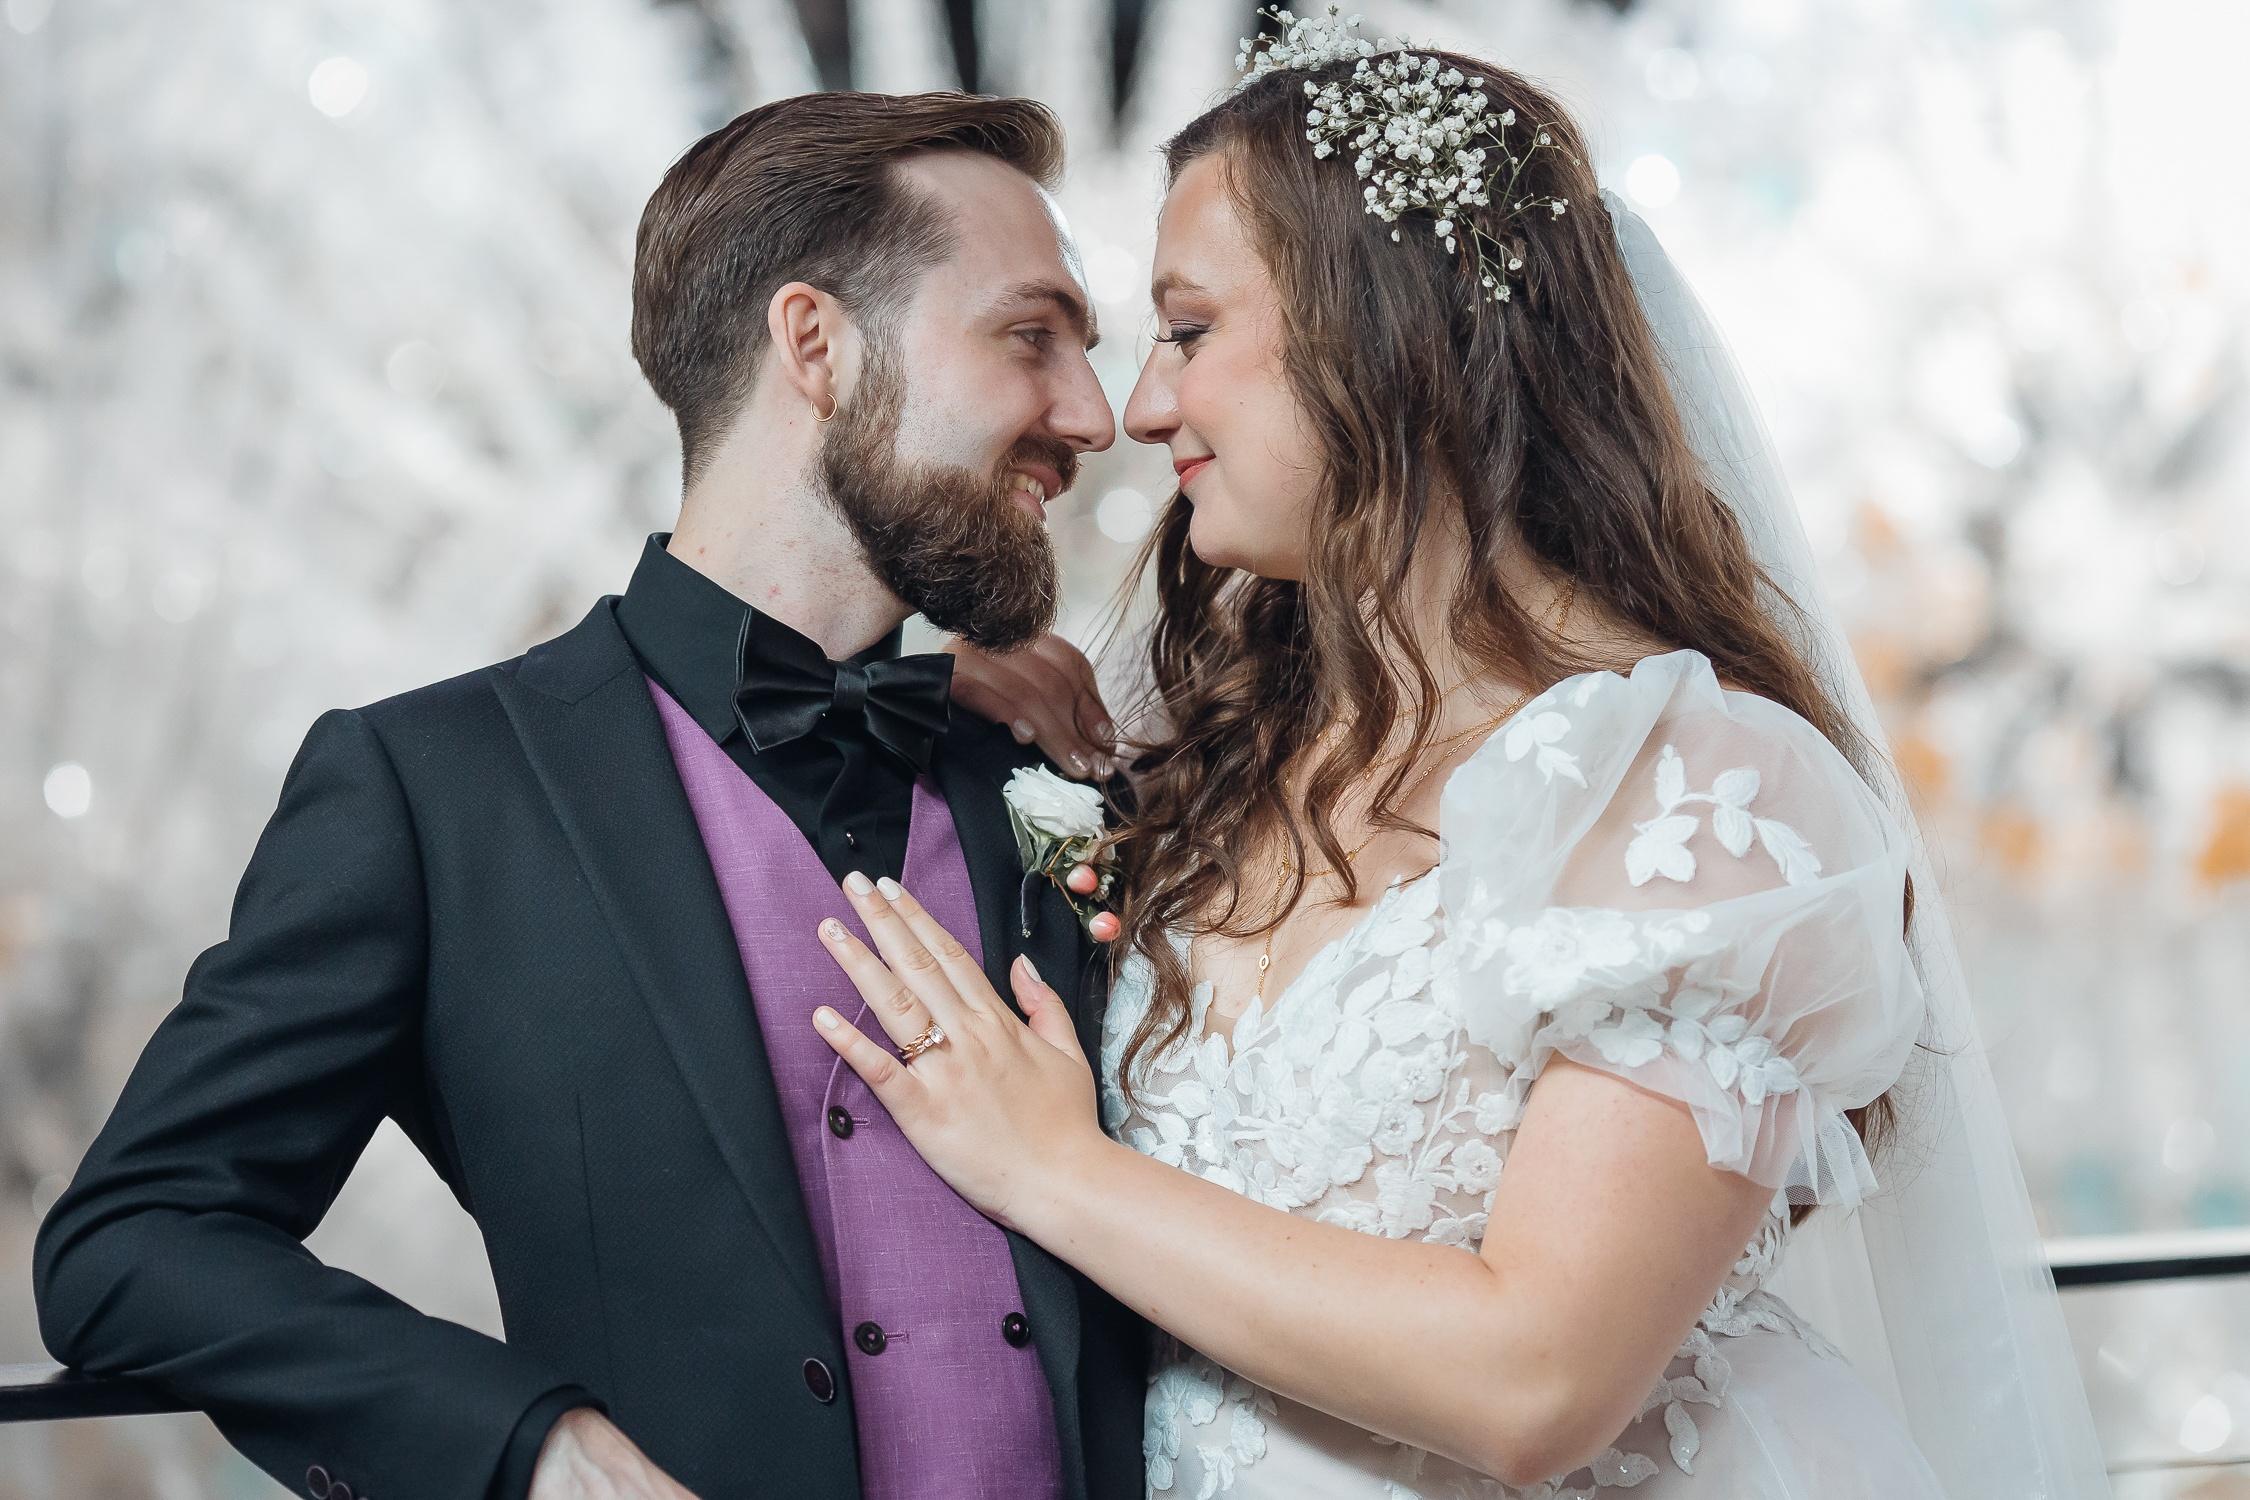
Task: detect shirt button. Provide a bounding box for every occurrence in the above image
[1001,1311,1031,1347]
[802,1357,837,1403]
[854,1320,888,1356]
[827,1105,854,1139]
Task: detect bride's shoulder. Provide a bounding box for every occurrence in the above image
[1471,644,1835,767]
[1449,645,1898,865]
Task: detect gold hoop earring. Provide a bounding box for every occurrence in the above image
[814,394,837,424]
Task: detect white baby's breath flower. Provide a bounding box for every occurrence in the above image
[1236,4,1575,307]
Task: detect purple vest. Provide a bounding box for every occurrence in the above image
[647,679,1062,1500]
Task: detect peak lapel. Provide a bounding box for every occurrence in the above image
[496,601,830,1322]
[930,724,1086,1021]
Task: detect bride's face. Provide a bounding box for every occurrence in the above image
[1124,153,1324,580]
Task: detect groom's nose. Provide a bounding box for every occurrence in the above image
[1045,350,1117,457]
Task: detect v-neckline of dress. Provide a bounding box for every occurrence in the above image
[1148,706,1538,1058]
[1185,860,1443,1057]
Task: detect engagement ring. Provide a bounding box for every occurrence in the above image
[899,1023,948,1063]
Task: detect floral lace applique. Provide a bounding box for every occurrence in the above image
[1625,743,1822,889]
[1145,1344,1279,1498]
[1500,672,1607,788]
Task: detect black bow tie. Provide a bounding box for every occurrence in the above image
[732,611,956,773]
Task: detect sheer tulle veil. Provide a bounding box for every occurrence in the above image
[1604,190,2112,1496]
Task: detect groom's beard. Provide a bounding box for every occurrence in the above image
[818,344,1068,653]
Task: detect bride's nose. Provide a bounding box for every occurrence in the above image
[1123,354,1179,450]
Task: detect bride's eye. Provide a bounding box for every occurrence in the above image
[1151,325,1208,355]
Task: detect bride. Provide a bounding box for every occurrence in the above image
[811,12,2109,1497]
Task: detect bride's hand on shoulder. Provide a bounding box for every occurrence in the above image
[941,632,1119,782]
[810,871,1117,1231]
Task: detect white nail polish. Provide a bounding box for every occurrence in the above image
[844,871,874,895]
[876,876,903,901]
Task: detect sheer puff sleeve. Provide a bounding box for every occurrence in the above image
[1432,650,1925,1209]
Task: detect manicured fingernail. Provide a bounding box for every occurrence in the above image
[1019,953,1041,984]
[844,871,874,895]
[821,918,848,943]
[1069,753,1090,776]
[876,876,903,901]
[815,1007,842,1031]
[1012,719,1035,743]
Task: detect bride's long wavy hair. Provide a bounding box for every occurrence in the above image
[1106,55,1909,1208]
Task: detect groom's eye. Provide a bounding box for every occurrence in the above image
[1013,325,1057,351]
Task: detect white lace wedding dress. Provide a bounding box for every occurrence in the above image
[1100,650,1951,1499]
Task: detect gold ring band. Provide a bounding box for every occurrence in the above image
[899,1023,947,1063]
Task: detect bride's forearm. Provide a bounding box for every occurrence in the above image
[1025,1136,1556,1483]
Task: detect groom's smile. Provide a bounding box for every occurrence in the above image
[1009,463,1064,522]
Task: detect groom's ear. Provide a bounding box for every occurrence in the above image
[766,280,860,422]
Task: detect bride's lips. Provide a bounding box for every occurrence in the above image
[1173,456,1213,489]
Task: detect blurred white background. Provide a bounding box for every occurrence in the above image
[3,0,2245,1493]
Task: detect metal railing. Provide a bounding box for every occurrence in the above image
[2046,1227,2250,1483]
[2046,1225,2250,1288]
[7,1228,2250,1477]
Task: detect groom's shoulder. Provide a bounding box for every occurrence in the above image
[348,597,627,743]
[944,702,1067,779]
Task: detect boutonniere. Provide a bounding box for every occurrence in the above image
[1002,766,1121,941]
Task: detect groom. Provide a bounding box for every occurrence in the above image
[31,93,1143,1500]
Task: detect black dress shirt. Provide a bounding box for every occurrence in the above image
[484,534,931,1499]
[617,530,923,884]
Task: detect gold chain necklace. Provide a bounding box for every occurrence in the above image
[1244,579,1577,1008]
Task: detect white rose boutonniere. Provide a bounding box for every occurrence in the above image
[1003,766,1120,940]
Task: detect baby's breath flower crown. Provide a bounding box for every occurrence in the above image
[1234,4,1574,306]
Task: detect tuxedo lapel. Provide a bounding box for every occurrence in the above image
[929,719,1087,1032]
[495,600,830,1323]
[929,718,1096,1486]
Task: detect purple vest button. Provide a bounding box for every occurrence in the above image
[802,1357,837,1404]
[828,1105,854,1139]
[854,1320,888,1355]
[1002,1311,1032,1347]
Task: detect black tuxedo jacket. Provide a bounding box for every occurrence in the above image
[30,600,1147,1500]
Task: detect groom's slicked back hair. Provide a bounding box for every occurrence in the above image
[632,91,1065,482]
